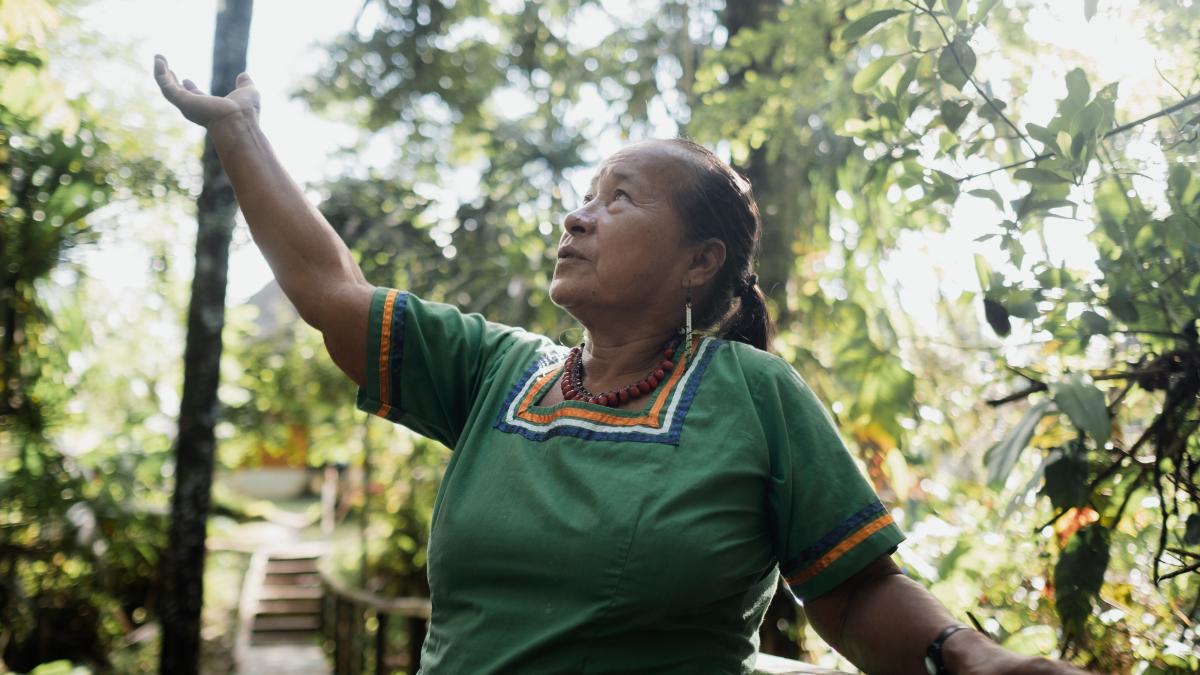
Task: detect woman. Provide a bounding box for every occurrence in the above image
[154,56,1089,675]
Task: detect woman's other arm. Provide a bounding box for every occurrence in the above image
[154,55,372,386]
[804,555,1091,675]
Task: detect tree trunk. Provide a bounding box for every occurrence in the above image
[159,2,253,673]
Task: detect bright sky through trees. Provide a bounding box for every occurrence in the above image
[80,0,1175,317]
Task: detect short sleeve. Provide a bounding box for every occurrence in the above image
[356,288,521,447]
[755,361,906,602]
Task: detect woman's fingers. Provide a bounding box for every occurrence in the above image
[154,54,258,127]
[153,55,192,106]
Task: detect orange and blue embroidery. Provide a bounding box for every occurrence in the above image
[494,337,718,445]
[356,288,408,423]
[781,501,896,587]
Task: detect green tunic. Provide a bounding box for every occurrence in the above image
[356,289,905,674]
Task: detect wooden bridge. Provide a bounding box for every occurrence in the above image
[230,543,848,675]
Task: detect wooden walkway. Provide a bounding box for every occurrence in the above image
[234,543,330,675]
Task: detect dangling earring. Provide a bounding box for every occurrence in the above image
[683,281,693,360]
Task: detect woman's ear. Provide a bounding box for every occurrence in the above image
[686,238,727,289]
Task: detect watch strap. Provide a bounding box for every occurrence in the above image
[924,624,971,675]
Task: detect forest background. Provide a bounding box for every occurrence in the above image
[2,0,1198,672]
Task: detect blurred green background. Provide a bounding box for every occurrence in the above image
[2,0,1198,672]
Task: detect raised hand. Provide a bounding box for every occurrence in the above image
[153,54,260,129]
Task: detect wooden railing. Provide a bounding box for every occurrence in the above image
[320,568,431,675]
[319,567,847,675]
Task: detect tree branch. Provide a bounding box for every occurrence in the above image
[955,90,1200,183]
[1159,560,1200,582]
[903,0,1038,159]
[985,366,1170,407]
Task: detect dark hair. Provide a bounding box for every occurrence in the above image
[663,138,774,351]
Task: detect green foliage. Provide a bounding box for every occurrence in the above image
[0,2,181,670]
[1049,375,1109,447]
[1040,443,1089,511]
[841,9,906,42]
[281,1,1199,667]
[1054,524,1109,636]
[984,399,1050,487]
[10,0,1200,669]
[363,432,445,598]
[221,303,358,469]
[833,0,1200,665]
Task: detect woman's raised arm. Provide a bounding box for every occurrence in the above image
[154,55,373,386]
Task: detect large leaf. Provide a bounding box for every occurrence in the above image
[1062,68,1091,118]
[853,54,902,93]
[985,399,1053,486]
[968,188,1004,211]
[1041,444,1089,510]
[1107,291,1140,323]
[936,36,975,91]
[983,297,1011,337]
[1005,289,1039,319]
[939,99,971,132]
[1025,123,1061,152]
[1050,373,1110,446]
[842,9,906,42]
[1013,167,1069,184]
[1185,514,1200,546]
[1079,309,1110,337]
[1168,163,1191,197]
[1054,524,1110,635]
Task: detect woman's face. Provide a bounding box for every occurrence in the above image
[549,142,695,325]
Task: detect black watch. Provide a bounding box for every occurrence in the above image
[924,624,971,675]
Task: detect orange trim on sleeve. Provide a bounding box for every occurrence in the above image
[377,289,399,404]
[784,512,895,587]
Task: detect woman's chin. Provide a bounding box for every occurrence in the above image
[548,278,573,308]
[549,277,590,310]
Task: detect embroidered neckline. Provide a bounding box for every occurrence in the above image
[493,337,719,445]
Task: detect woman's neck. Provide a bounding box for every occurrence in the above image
[579,328,679,389]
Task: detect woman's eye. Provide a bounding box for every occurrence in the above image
[613,189,630,201]
[582,193,595,204]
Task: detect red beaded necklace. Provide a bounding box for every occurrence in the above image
[560,338,679,408]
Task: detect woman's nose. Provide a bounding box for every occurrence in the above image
[563,206,593,235]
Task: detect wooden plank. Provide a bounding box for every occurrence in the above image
[264,572,322,586]
[267,559,320,574]
[249,632,322,646]
[254,615,322,631]
[257,598,322,614]
[259,585,324,600]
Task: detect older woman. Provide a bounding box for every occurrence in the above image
[155,57,1089,675]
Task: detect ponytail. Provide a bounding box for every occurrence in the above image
[719,278,773,351]
[661,138,774,352]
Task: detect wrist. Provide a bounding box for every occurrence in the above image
[939,627,996,672]
[207,108,259,143]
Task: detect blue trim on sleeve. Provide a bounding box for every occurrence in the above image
[778,501,887,576]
